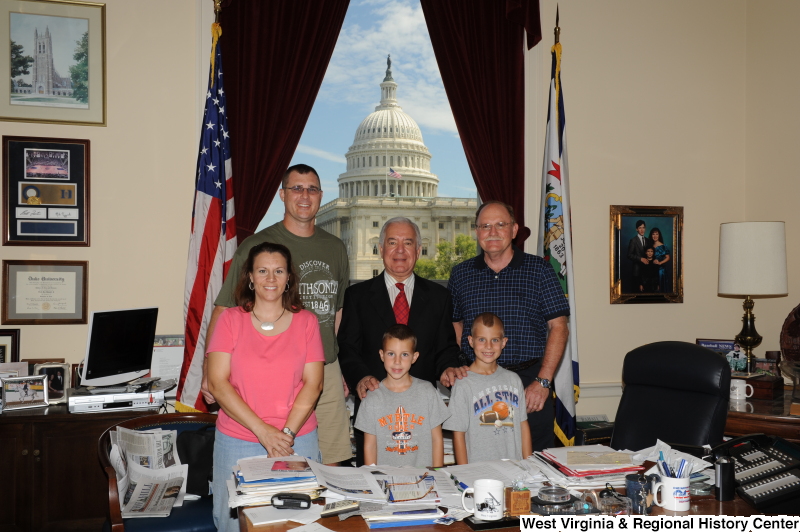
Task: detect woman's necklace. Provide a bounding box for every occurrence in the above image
[252,307,286,331]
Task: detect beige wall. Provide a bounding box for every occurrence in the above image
[2,1,796,423]
[744,1,800,361]
[1,0,202,363]
[526,0,754,418]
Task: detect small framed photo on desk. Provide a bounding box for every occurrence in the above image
[697,338,747,375]
[34,362,70,404]
[1,374,48,410]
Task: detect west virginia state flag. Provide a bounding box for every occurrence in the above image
[537,40,580,446]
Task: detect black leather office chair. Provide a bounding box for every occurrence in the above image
[610,341,731,451]
[98,413,217,532]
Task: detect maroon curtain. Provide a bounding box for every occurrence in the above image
[220,0,350,242]
[420,0,539,246]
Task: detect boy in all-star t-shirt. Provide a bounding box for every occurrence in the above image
[444,312,532,464]
[354,324,449,467]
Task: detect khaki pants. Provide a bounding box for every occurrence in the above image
[316,359,353,464]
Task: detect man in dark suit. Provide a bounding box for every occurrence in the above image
[338,217,467,463]
[627,219,652,292]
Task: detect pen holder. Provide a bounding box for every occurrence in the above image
[653,476,690,512]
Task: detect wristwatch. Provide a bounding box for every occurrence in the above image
[534,377,551,389]
[282,427,296,438]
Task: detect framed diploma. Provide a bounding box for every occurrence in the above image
[1,260,87,324]
[2,136,90,246]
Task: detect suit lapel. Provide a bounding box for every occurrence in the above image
[370,273,397,328]
[407,274,428,331]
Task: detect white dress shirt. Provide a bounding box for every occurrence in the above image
[384,272,415,308]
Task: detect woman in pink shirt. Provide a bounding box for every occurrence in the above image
[207,242,324,532]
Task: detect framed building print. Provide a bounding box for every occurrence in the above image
[1,0,106,126]
[610,205,683,304]
[1,259,87,324]
[2,136,90,246]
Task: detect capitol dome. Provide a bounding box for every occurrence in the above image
[337,56,439,199]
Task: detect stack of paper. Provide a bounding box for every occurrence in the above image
[227,456,324,508]
[530,445,644,489]
[362,505,445,529]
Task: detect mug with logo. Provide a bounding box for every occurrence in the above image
[652,476,691,511]
[462,479,505,521]
[730,379,753,400]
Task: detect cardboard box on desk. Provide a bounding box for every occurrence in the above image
[738,374,784,400]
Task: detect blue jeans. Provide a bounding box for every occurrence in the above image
[212,428,321,532]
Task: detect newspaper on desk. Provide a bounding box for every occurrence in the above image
[108,426,188,518]
[307,461,388,503]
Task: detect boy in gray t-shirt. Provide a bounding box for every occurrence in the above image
[354,325,449,468]
[444,313,532,464]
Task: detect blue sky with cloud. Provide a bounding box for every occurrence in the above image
[257,0,475,229]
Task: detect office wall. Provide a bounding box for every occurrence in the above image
[4,1,793,423]
[744,1,800,360]
[525,0,749,417]
[1,0,201,362]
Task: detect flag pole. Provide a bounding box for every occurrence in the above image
[554,5,560,44]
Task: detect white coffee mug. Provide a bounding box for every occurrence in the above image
[461,479,505,521]
[729,398,754,413]
[730,379,753,400]
[653,476,691,511]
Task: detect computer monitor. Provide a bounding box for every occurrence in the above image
[80,307,159,387]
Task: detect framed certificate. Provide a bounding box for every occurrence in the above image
[1,260,87,324]
[2,136,90,246]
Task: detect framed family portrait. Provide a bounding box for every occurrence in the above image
[2,259,88,324]
[0,328,21,362]
[34,361,69,403]
[1,0,106,126]
[610,205,683,304]
[3,136,90,245]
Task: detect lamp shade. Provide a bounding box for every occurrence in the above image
[718,221,788,296]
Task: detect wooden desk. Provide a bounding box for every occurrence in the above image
[725,389,800,443]
[238,493,761,532]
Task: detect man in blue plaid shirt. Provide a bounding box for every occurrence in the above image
[448,201,569,451]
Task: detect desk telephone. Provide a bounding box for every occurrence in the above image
[711,434,800,513]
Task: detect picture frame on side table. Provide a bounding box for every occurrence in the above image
[0,361,28,379]
[696,338,747,375]
[24,357,65,376]
[1,373,48,410]
[2,260,88,324]
[0,328,20,362]
[610,205,683,304]
[1,0,107,126]
[34,362,70,403]
[2,136,90,246]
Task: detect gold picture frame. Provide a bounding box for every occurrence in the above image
[1,0,107,126]
[610,205,683,304]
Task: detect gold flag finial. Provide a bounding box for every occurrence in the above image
[213,0,223,23]
[554,5,560,44]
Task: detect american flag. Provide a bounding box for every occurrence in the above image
[388,167,402,179]
[176,24,237,413]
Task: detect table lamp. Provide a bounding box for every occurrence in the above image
[718,221,788,374]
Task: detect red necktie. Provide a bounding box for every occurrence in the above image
[393,283,409,325]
